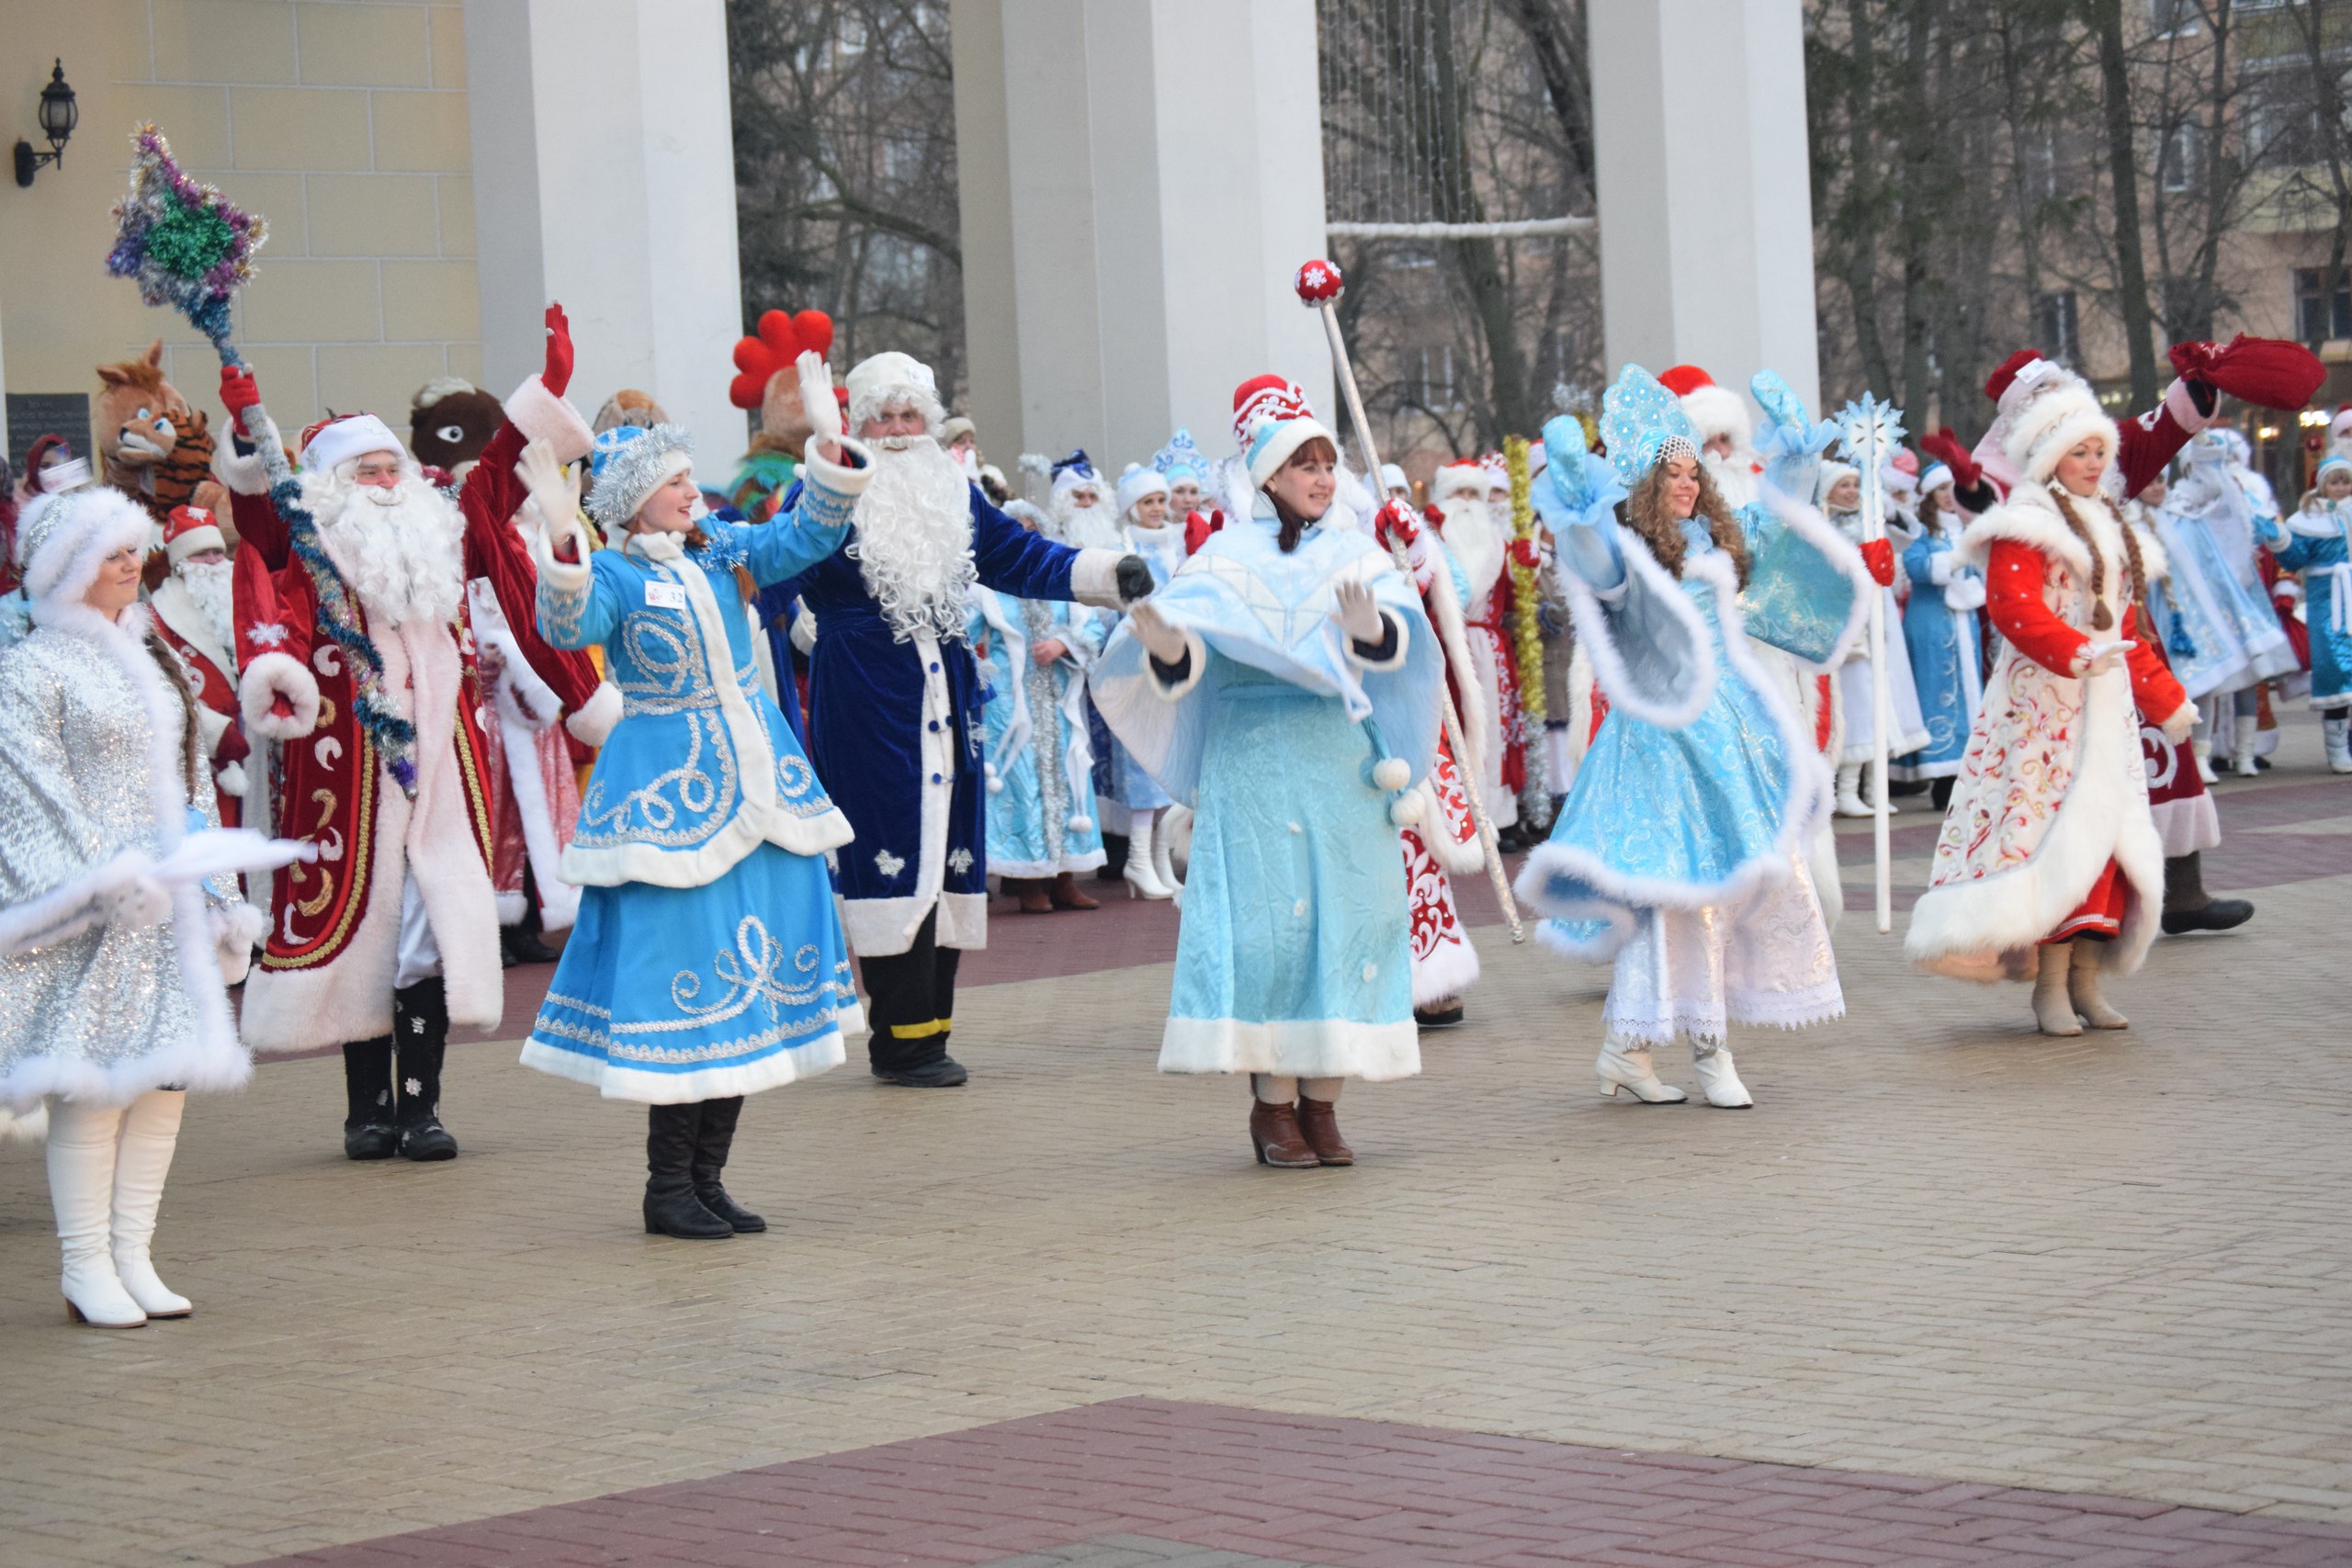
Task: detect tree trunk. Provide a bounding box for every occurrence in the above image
[2089,0,2161,405]
[1840,0,1896,396]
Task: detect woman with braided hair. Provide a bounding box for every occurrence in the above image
[1906,365,2198,1035]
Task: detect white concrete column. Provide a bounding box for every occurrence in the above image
[953,0,1330,470]
[1589,0,1820,415]
[463,0,744,467]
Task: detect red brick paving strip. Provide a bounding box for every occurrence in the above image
[241,1398,2352,1568]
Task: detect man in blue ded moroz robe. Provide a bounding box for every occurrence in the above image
[781,353,1148,1086]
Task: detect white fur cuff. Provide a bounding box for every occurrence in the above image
[1346,610,1412,672]
[505,375,594,465]
[1150,629,1209,702]
[238,651,322,741]
[1071,548,1126,609]
[800,437,876,499]
[532,516,594,592]
[2164,377,2215,434]
[566,681,624,747]
[211,414,281,496]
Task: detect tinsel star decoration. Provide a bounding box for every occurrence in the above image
[105,123,267,357]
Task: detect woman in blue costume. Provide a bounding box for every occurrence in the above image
[519,354,870,1240]
[968,506,1109,911]
[1103,462,1187,899]
[1516,366,1871,1109]
[2260,453,2352,773]
[1893,462,1986,791]
[2161,432,2300,776]
[1094,376,1442,1168]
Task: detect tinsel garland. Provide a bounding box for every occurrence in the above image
[105,124,418,795]
[1505,435,1552,830]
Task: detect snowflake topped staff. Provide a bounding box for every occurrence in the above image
[1832,392,1906,936]
[104,122,421,794]
[104,124,266,365]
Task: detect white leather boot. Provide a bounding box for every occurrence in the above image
[1834,764,1870,817]
[1690,1042,1753,1108]
[1596,1033,1687,1102]
[2233,713,2260,777]
[2192,736,2219,784]
[1122,811,1172,900]
[2031,942,2082,1036]
[46,1100,145,1328]
[2066,936,2129,1030]
[1148,808,1184,897]
[110,1089,191,1319]
[2324,716,2352,775]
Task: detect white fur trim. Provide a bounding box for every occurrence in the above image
[2004,378,2118,485]
[19,488,151,606]
[518,1025,849,1104]
[503,374,594,465]
[1408,924,1481,1008]
[151,576,237,688]
[1149,628,1210,702]
[1679,383,1754,449]
[841,890,989,957]
[481,627,561,729]
[1550,526,1717,730]
[1388,793,1425,828]
[1955,488,2092,577]
[1070,547,1128,609]
[1430,464,1487,503]
[1904,663,2164,981]
[1348,609,1412,673]
[799,437,876,499]
[216,760,248,798]
[564,681,623,746]
[495,890,528,925]
[1422,543,1487,781]
[1157,1014,1421,1082]
[237,650,322,741]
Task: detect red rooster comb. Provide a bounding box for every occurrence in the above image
[729,309,835,411]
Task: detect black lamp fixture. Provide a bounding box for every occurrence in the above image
[14,59,78,187]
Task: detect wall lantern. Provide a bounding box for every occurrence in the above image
[14,60,78,187]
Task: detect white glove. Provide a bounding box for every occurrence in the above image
[798,351,845,462]
[1127,601,1189,664]
[2160,701,2198,745]
[1334,580,1385,644]
[2077,638,2132,678]
[104,875,172,931]
[514,439,581,536]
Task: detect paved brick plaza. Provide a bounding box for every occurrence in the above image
[4,719,2350,1567]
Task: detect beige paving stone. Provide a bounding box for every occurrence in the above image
[1,766,2349,1564]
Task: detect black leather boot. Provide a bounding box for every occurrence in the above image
[690,1096,765,1233]
[644,1103,732,1239]
[2160,852,2255,935]
[391,978,458,1161]
[342,1037,397,1160]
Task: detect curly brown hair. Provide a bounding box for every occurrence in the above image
[1622,457,1750,588]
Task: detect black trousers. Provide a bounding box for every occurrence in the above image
[856,908,962,1073]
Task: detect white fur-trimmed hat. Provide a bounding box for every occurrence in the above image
[586,423,693,532]
[1430,459,1487,503]
[1232,374,1337,490]
[14,485,153,606]
[1115,462,1168,517]
[300,412,405,474]
[844,352,942,433]
[2000,367,2118,485]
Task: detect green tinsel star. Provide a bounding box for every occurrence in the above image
[143,189,235,279]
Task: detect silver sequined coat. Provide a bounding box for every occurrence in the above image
[0,607,254,1111]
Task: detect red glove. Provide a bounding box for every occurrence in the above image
[1183,508,1224,557]
[1422,503,1446,532]
[220,365,262,434]
[542,303,575,397]
[1860,537,1895,588]
[1373,500,1420,550]
[1508,536,1543,570]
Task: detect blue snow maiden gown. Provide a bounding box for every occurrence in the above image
[520,475,866,1103]
[2261,493,2352,713]
[967,586,1108,878]
[1093,498,1443,1083]
[1894,511,1985,780]
[1515,367,1871,1047]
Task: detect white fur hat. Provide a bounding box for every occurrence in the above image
[1115,462,1168,517]
[14,485,153,606]
[844,352,940,430]
[1678,382,1753,451]
[1814,460,1860,508]
[300,413,405,474]
[1431,460,1487,503]
[2000,367,2117,485]
[1378,462,1409,494]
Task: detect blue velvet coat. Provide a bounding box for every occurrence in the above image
[779,477,1081,955]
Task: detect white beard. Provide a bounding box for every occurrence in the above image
[1438,494,1506,601]
[852,435,978,644]
[176,558,239,653]
[1049,493,1121,551]
[1703,448,1761,509]
[306,470,468,627]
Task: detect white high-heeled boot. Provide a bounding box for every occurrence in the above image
[1148,807,1183,897]
[1690,1042,1752,1108]
[1834,764,1870,818]
[1596,1033,1687,1102]
[2233,713,2260,777]
[2031,942,2082,1036]
[46,1100,145,1328]
[110,1089,191,1319]
[2066,936,2129,1030]
[1122,811,1172,900]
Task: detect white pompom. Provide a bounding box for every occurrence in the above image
[1069,814,1094,834]
[987,777,1005,795]
[1372,756,1411,792]
[1389,792,1425,828]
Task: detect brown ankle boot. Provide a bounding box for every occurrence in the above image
[1248,1100,1318,1168]
[1048,871,1099,910]
[1014,879,1054,914]
[1294,1096,1353,1166]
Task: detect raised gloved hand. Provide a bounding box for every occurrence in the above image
[798,350,844,464]
[1114,554,1154,604]
[220,365,262,436]
[2160,700,2198,745]
[514,439,583,558]
[542,303,575,397]
[1373,500,1420,551]
[1508,536,1543,571]
[1334,580,1384,644]
[1860,538,1896,588]
[1127,600,1189,665]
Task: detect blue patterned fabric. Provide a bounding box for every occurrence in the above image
[969,589,1108,875]
[2266,501,2352,707]
[524,502,861,1102]
[1893,525,1984,779]
[2158,463,2300,691]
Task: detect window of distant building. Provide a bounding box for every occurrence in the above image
[2159,121,2202,193]
[2293,267,2352,343]
[2035,291,2081,367]
[1413,344,1463,412]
